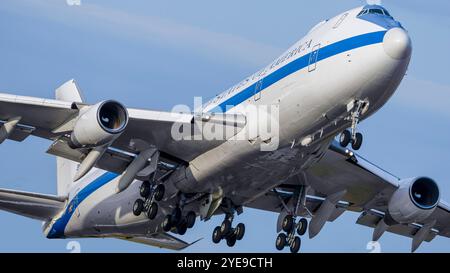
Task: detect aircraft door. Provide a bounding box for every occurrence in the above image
[69,195,81,218]
[308,44,321,72]
[254,79,263,101]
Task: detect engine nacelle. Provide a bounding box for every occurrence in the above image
[70,100,128,148]
[388,177,440,224]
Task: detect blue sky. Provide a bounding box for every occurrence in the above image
[0,0,449,253]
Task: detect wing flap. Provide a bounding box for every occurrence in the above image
[356,210,437,242]
[246,190,348,221]
[430,202,450,238]
[119,233,201,251]
[0,120,35,142]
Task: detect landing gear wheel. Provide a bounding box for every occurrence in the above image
[226,234,237,247]
[162,215,173,232]
[235,223,245,241]
[290,236,301,253]
[297,218,308,236]
[171,207,182,226]
[276,233,287,251]
[154,184,165,202]
[186,211,196,229]
[340,130,352,148]
[176,221,188,236]
[147,202,158,220]
[282,215,294,233]
[132,199,144,216]
[212,226,222,244]
[220,220,232,236]
[351,133,363,150]
[139,181,151,198]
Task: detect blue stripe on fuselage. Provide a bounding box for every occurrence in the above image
[215,31,387,112]
[47,172,119,239]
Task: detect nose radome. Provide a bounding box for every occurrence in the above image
[383,28,412,60]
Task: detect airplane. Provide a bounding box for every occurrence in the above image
[0,4,449,253]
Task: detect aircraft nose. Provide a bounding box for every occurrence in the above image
[383,27,412,60]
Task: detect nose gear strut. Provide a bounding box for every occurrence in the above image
[339,100,368,150]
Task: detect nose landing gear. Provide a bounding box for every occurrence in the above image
[339,100,368,150]
[276,215,308,253]
[340,130,363,150]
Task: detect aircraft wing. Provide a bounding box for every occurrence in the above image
[0,91,243,172]
[247,141,450,251]
[0,188,66,221]
[118,233,201,251]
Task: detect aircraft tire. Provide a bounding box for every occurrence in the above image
[235,223,245,240]
[154,184,165,202]
[290,236,301,253]
[147,202,158,220]
[282,215,294,233]
[212,226,222,244]
[139,181,151,198]
[297,218,308,236]
[226,234,237,247]
[352,133,363,150]
[276,233,287,251]
[220,220,232,236]
[133,199,144,216]
[340,130,352,147]
[186,211,196,229]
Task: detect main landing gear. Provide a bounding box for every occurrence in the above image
[133,181,197,236]
[161,207,196,235]
[275,215,308,253]
[339,100,368,151]
[212,214,246,247]
[133,181,166,220]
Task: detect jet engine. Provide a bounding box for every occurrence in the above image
[388,177,440,224]
[69,100,128,148]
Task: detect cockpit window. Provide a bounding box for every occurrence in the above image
[359,9,369,16]
[370,9,384,15]
[357,7,393,18]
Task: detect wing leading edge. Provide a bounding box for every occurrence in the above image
[0,83,246,175]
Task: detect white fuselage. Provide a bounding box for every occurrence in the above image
[45,6,412,239]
